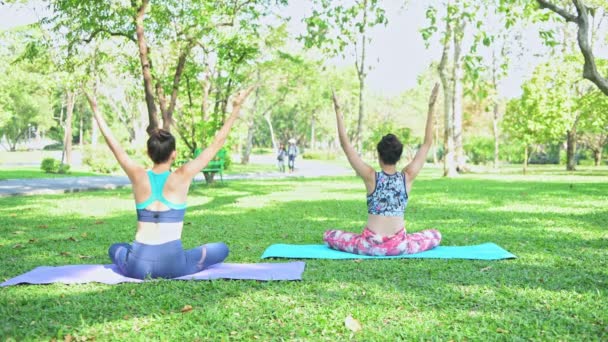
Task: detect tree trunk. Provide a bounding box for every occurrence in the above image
[91,102,99,147]
[242,117,255,165]
[523,145,529,175]
[433,106,439,165]
[79,111,84,146]
[593,149,601,166]
[493,102,500,169]
[354,0,368,153]
[200,74,211,149]
[162,43,192,131]
[133,0,159,134]
[63,90,75,165]
[241,84,259,165]
[310,113,316,150]
[566,129,577,171]
[264,114,277,151]
[452,20,466,172]
[437,13,457,177]
[491,49,500,170]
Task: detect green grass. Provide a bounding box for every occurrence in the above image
[0,168,100,180]
[225,162,278,175]
[0,169,606,340]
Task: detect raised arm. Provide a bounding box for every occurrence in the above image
[403,83,440,184]
[177,85,256,179]
[83,89,143,181]
[332,91,375,184]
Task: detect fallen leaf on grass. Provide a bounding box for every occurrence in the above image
[13,230,24,235]
[353,259,363,263]
[81,233,88,238]
[38,224,48,229]
[67,237,78,242]
[480,266,492,272]
[64,334,73,342]
[13,244,23,249]
[60,252,71,256]
[345,315,362,332]
[180,305,193,313]
[78,255,92,259]
[230,331,237,336]
[94,221,104,225]
[496,328,509,334]
[28,238,38,243]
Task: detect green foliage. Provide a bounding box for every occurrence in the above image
[301,150,338,160]
[302,0,388,57]
[40,158,71,174]
[364,122,412,153]
[40,158,60,173]
[463,137,494,165]
[58,163,70,174]
[503,55,587,147]
[82,146,120,174]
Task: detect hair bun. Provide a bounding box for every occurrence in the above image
[152,129,172,141]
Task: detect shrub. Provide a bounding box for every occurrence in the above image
[82,146,120,174]
[302,150,337,160]
[58,164,70,174]
[40,158,60,173]
[42,143,64,151]
[464,137,494,165]
[252,147,273,155]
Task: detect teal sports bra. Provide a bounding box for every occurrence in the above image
[135,170,186,223]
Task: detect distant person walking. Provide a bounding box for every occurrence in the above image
[277,143,287,173]
[287,139,299,173]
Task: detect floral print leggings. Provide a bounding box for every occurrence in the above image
[323,227,442,256]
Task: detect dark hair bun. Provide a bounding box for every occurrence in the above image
[377,133,403,165]
[152,129,172,142]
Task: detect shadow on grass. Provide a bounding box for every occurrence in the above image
[0,175,606,339]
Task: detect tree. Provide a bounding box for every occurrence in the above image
[49,0,285,133]
[536,0,608,95]
[0,28,55,151]
[503,56,593,172]
[302,0,387,152]
[578,89,608,165]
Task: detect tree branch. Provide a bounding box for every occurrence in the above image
[166,41,195,123]
[536,0,577,22]
[83,28,137,44]
[572,0,608,96]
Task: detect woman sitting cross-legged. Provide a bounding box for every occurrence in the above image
[89,87,254,279]
[323,86,442,256]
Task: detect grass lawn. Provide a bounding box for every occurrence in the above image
[0,168,100,180]
[0,169,606,340]
[225,162,277,175]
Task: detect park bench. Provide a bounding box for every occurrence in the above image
[195,147,226,184]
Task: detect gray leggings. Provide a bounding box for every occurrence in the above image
[108,240,229,279]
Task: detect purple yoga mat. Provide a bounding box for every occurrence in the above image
[0,262,305,286]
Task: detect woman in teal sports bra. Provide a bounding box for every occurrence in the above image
[91,87,254,279]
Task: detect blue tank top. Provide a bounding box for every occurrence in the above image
[135,170,186,223]
[367,171,408,216]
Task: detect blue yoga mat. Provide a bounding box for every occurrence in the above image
[261,243,516,260]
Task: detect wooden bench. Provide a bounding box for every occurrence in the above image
[195,148,226,184]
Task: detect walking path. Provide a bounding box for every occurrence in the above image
[0,155,352,197]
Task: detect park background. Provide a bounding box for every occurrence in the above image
[0,0,607,340]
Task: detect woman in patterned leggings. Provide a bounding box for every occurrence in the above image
[324,86,442,256]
